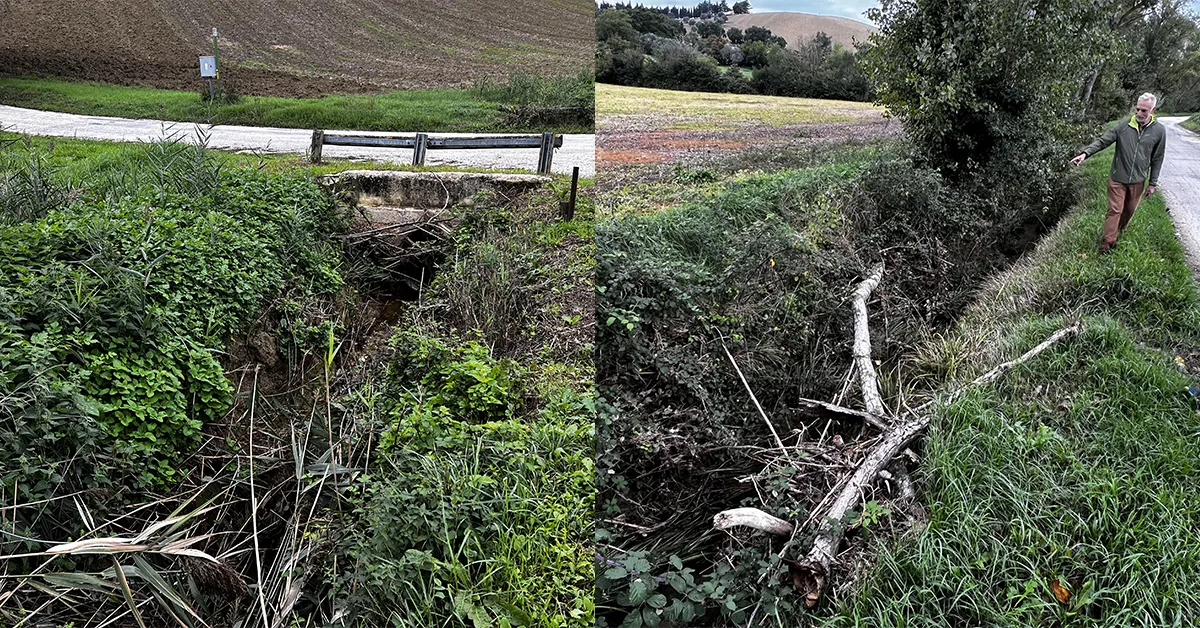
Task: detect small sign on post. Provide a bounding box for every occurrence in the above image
[200,55,217,101]
[199,56,217,78]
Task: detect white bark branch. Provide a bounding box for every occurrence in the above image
[713,507,795,536]
[852,265,886,417]
[796,397,888,431]
[792,322,1082,606]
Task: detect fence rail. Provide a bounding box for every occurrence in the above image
[310,130,563,174]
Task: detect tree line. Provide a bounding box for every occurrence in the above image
[596,0,1200,118]
[596,1,751,19]
[596,5,873,101]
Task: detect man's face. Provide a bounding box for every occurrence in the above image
[1135,100,1154,124]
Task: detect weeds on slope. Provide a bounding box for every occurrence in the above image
[826,152,1200,625]
[595,144,1084,625]
[0,132,351,626]
[331,184,597,626]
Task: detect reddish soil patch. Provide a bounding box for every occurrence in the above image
[597,114,901,176]
[598,149,672,165]
[0,0,593,96]
[657,137,747,150]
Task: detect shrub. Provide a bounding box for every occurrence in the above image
[0,139,348,551]
[642,40,750,93]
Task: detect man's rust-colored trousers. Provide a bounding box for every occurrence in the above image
[1102,178,1146,249]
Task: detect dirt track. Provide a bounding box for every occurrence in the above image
[0,0,593,96]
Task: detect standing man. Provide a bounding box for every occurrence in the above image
[1071,92,1167,253]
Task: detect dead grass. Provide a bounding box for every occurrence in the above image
[597,83,881,127]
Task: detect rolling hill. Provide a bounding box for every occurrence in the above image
[0,0,594,96]
[724,12,875,50]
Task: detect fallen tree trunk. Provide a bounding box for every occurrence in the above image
[791,322,1083,606]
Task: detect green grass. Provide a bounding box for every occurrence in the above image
[824,148,1200,625]
[597,83,879,126]
[0,75,592,133]
[0,131,551,180]
[1183,114,1200,134]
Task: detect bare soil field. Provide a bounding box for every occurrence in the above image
[0,0,593,96]
[724,12,875,50]
[596,84,898,194]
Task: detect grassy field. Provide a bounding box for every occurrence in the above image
[826,150,1200,625]
[0,75,594,133]
[1184,114,1200,133]
[596,83,879,126]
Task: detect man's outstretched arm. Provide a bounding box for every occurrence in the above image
[1072,125,1119,166]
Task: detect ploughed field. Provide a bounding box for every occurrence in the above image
[0,0,594,96]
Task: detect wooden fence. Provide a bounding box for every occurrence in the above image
[310,131,563,174]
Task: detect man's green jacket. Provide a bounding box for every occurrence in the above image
[1082,114,1167,187]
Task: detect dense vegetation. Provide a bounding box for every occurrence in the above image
[597,0,1200,117]
[595,0,1200,625]
[0,132,595,626]
[333,184,598,627]
[595,142,1085,627]
[595,5,871,101]
[826,144,1200,627]
[0,69,595,133]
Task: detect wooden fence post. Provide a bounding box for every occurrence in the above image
[310,130,324,164]
[537,132,555,175]
[413,133,428,166]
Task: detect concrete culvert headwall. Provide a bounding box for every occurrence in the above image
[322,170,551,298]
[322,170,551,222]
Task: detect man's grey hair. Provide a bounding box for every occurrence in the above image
[1138,92,1158,109]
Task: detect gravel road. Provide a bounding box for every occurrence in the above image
[1158,117,1200,273]
[0,105,595,176]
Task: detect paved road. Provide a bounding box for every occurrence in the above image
[0,105,595,176]
[1158,117,1200,273]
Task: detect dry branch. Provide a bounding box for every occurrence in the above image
[713,508,795,536]
[852,265,886,417]
[796,398,888,431]
[791,322,1082,606]
[723,343,793,461]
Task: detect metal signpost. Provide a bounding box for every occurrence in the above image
[199,28,220,101]
[199,55,217,99]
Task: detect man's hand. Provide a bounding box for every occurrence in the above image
[1145,185,1156,198]
[1070,153,1087,167]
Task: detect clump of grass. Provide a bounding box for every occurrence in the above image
[475,69,595,130]
[1181,115,1200,134]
